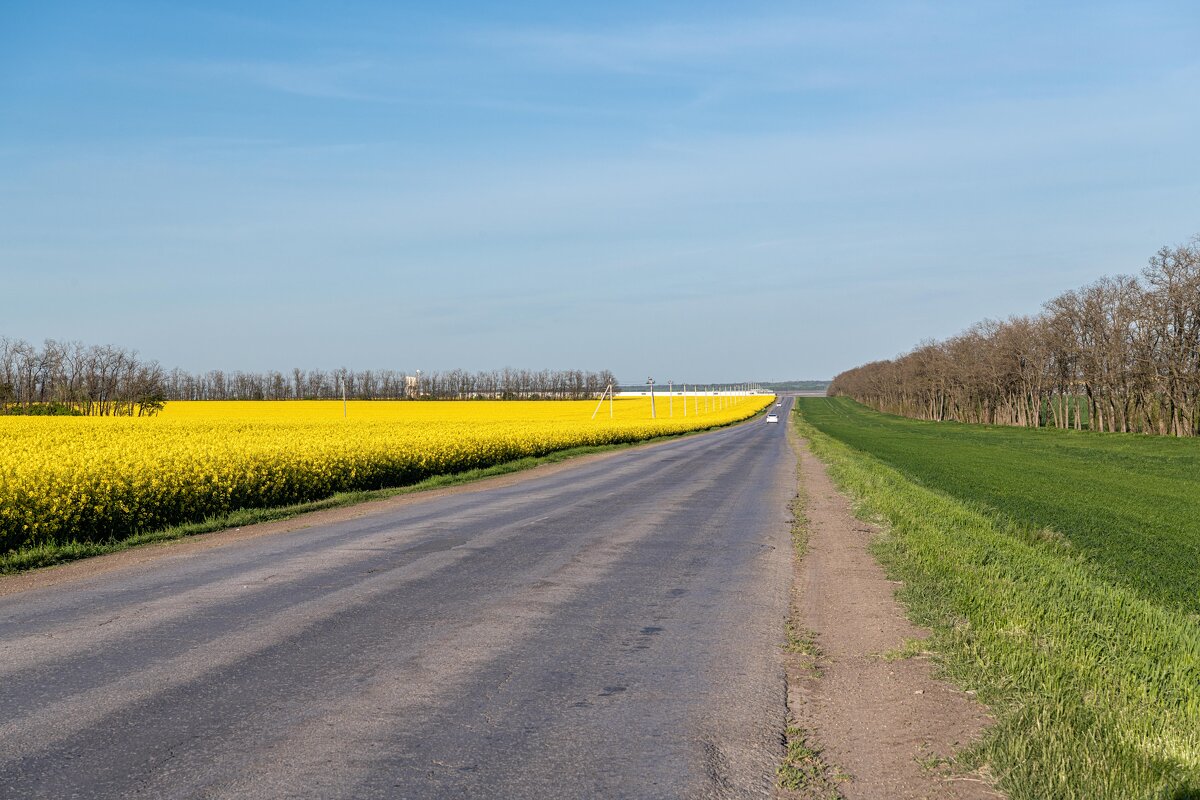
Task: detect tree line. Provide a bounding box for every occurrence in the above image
[829,235,1200,436]
[0,338,166,416]
[1,338,619,414]
[163,366,619,401]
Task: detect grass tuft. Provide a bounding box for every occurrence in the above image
[778,724,845,797]
[879,637,929,662]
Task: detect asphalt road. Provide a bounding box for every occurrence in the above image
[0,399,795,799]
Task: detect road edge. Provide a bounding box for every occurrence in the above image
[0,414,766,597]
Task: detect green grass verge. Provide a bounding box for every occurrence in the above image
[793,399,1200,800]
[0,434,707,575]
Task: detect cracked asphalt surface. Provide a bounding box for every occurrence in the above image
[0,400,795,799]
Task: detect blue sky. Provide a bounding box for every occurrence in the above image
[2,2,1198,382]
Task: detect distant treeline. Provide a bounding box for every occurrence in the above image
[830,235,1200,436]
[1,338,166,416]
[0,338,618,413]
[164,367,619,401]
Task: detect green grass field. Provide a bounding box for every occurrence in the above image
[800,398,1200,614]
[794,398,1200,800]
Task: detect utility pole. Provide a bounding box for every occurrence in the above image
[591,383,614,420]
[648,377,656,419]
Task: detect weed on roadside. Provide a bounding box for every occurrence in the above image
[879,637,929,662]
[778,723,846,798]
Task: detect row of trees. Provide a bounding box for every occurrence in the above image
[163,367,619,401]
[0,338,167,416]
[0,338,619,412]
[829,236,1200,436]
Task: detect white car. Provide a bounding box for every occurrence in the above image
[766,413,779,424]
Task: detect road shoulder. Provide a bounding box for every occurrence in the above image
[778,428,1002,799]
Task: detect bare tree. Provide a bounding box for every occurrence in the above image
[830,235,1200,437]
[0,339,166,416]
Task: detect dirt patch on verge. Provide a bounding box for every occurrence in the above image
[778,434,1001,800]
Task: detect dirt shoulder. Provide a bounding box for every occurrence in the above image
[779,431,1002,799]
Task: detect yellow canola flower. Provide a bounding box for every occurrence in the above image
[0,395,774,551]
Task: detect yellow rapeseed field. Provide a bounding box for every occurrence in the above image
[1,395,773,552]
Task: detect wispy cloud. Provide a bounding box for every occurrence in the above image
[472,13,887,73]
[177,58,393,102]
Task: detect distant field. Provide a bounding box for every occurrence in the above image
[795,397,1200,799]
[0,396,771,569]
[760,380,830,393]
